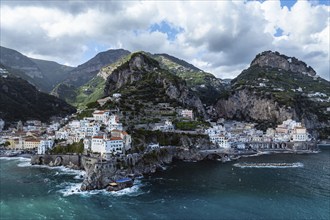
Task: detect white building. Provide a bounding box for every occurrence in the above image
[69,120,80,129]
[83,138,91,151]
[91,136,124,155]
[209,134,230,149]
[181,109,194,120]
[93,110,110,122]
[47,122,60,132]
[55,130,69,140]
[275,119,309,142]
[105,137,124,154]
[38,140,54,154]
[111,130,132,151]
[153,120,174,131]
[91,136,105,154]
[107,115,123,131]
[291,127,308,142]
[80,124,100,137]
[206,125,226,135]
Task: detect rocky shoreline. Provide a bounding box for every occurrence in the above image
[6,142,323,193]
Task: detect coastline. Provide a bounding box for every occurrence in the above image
[1,143,326,194]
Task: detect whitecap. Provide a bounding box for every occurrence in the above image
[22,163,86,179]
[233,162,304,169]
[17,161,32,167]
[109,184,141,197]
[58,180,145,197]
[0,156,30,161]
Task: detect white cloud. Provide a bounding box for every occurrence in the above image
[0,0,329,80]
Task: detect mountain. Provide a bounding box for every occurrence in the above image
[0,66,76,122]
[53,49,225,108]
[103,52,205,113]
[52,49,130,102]
[0,46,48,91]
[0,46,74,92]
[153,53,225,105]
[77,51,226,107]
[30,58,74,89]
[215,51,330,138]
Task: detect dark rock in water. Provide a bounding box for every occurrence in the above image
[80,147,207,192]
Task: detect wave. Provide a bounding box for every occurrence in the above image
[0,156,30,161]
[16,160,86,179]
[233,162,304,168]
[58,180,145,197]
[109,180,145,197]
[17,161,32,167]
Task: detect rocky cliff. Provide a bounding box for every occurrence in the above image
[251,51,316,76]
[215,51,330,138]
[153,53,226,105]
[103,52,206,115]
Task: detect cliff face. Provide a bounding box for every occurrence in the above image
[153,53,226,105]
[216,89,295,123]
[251,51,316,76]
[215,51,330,137]
[103,52,206,115]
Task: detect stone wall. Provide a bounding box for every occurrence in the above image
[31,154,81,168]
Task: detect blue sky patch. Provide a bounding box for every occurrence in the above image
[274,28,284,37]
[149,20,184,41]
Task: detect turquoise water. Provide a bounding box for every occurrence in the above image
[1,146,329,220]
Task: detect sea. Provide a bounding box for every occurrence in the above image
[1,145,329,220]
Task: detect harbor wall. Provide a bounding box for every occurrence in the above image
[31,154,81,168]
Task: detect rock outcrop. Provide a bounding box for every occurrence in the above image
[80,132,215,191]
[214,51,330,137]
[216,89,295,123]
[251,51,316,76]
[103,52,206,115]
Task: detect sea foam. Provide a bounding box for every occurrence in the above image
[15,159,86,179]
[58,180,145,197]
[0,156,30,161]
[233,162,304,169]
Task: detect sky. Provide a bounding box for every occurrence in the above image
[0,0,329,80]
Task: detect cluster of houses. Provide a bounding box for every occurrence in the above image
[0,109,132,157]
[206,119,311,149]
[0,119,60,154]
[1,104,314,155]
[55,110,131,156]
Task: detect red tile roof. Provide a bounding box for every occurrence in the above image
[110,137,123,141]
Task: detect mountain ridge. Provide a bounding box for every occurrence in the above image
[0,66,76,122]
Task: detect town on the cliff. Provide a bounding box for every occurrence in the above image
[0,93,319,191]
